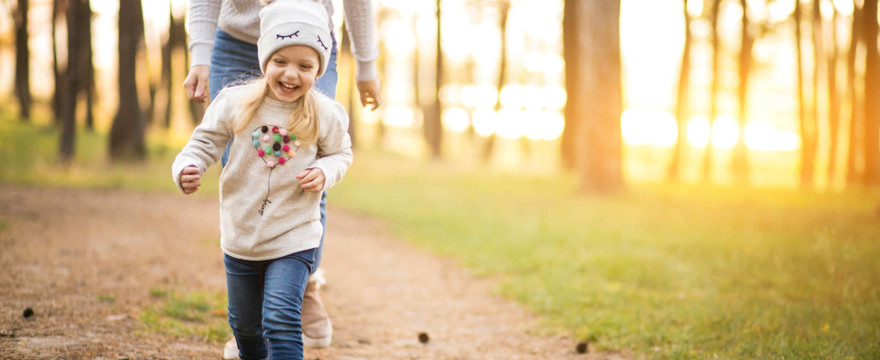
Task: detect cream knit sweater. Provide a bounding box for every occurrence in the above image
[188,0,379,81]
[172,84,353,261]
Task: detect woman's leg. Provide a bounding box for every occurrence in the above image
[224,255,268,360]
[261,249,316,358]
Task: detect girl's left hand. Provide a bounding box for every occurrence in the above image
[296,168,325,193]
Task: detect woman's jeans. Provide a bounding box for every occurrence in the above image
[224,250,316,359]
[209,29,338,271]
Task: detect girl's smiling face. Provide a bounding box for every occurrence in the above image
[265,45,320,103]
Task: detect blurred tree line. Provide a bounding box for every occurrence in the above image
[6,0,880,192]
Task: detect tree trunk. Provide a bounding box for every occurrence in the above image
[109,0,147,162]
[826,7,841,184]
[845,3,862,185]
[13,0,31,121]
[60,0,85,163]
[795,0,817,188]
[808,0,824,185]
[480,0,509,164]
[862,0,880,184]
[51,0,66,126]
[424,0,443,159]
[340,18,357,148]
[731,0,753,185]
[411,15,420,147]
[667,0,692,182]
[80,0,95,130]
[160,3,173,128]
[702,0,721,182]
[560,1,579,171]
[563,0,623,193]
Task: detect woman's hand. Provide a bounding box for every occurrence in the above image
[356,79,382,111]
[296,168,325,193]
[179,166,202,194]
[183,65,210,103]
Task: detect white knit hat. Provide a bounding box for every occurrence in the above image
[258,0,332,77]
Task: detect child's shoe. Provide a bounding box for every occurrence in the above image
[222,338,238,360]
[302,269,333,348]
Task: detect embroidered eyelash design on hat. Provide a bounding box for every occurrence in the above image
[258,0,332,76]
[276,31,300,40]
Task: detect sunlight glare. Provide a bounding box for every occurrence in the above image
[440,84,460,106]
[382,106,416,128]
[833,0,854,15]
[711,116,739,150]
[538,85,567,110]
[382,19,417,55]
[687,116,710,149]
[687,0,704,17]
[745,121,800,151]
[524,53,565,76]
[621,109,678,147]
[528,110,565,140]
[500,84,526,109]
[768,0,795,23]
[496,109,526,139]
[460,84,498,109]
[443,107,470,132]
[473,108,497,137]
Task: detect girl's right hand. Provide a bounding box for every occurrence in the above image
[179,166,202,194]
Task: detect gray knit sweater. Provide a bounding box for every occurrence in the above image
[172,84,353,261]
[188,0,379,81]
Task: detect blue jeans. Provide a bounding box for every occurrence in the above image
[224,250,316,360]
[210,29,338,271]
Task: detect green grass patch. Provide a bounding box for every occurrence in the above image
[140,289,229,342]
[4,114,879,358]
[0,116,219,195]
[331,149,880,360]
[97,294,116,303]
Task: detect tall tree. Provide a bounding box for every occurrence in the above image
[59,0,87,162]
[340,18,358,148]
[862,0,880,184]
[668,0,693,182]
[423,0,443,159]
[159,2,191,128]
[702,0,721,182]
[109,0,147,161]
[51,0,66,126]
[13,0,31,121]
[480,0,509,163]
[731,0,754,184]
[795,0,818,188]
[159,2,174,128]
[562,0,623,192]
[808,0,824,183]
[845,2,862,185]
[80,0,95,130]
[826,4,841,184]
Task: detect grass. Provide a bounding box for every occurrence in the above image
[141,288,230,342]
[330,150,880,359]
[0,113,220,195]
[2,115,879,358]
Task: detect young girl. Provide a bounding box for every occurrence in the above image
[172,0,351,358]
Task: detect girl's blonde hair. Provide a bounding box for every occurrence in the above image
[232,77,320,146]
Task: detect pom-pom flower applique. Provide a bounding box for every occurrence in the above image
[252,125,302,216]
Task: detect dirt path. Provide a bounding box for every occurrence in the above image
[0,186,629,360]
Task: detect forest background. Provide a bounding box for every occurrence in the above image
[1,0,879,359]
